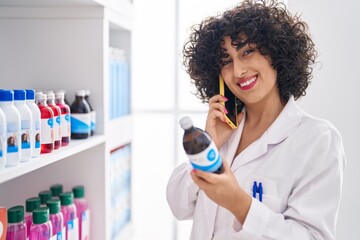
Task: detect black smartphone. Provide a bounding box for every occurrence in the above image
[219,75,244,129]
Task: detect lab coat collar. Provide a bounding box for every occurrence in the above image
[223,96,303,171]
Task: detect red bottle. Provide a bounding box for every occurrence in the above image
[55,91,71,146]
[45,91,62,149]
[35,92,54,154]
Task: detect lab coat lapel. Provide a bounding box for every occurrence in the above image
[229,96,303,171]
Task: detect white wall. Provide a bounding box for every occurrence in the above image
[288,1,360,239]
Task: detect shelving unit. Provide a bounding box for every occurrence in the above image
[0,0,133,239]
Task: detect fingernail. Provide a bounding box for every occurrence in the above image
[224,108,228,114]
[192,169,197,173]
[222,96,228,101]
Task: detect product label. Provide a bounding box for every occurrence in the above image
[0,123,4,159]
[41,118,54,144]
[61,114,70,137]
[91,111,96,132]
[54,116,61,141]
[71,113,90,134]
[81,210,90,240]
[6,122,20,154]
[34,120,41,149]
[187,141,222,172]
[20,120,31,149]
[66,218,79,240]
[50,227,64,240]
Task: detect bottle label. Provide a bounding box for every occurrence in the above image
[0,123,5,158]
[81,210,90,240]
[50,227,63,240]
[34,120,41,149]
[91,111,96,132]
[187,141,222,172]
[41,118,54,144]
[71,113,90,134]
[20,120,31,149]
[66,218,79,240]
[61,114,70,137]
[6,122,20,154]
[54,116,61,141]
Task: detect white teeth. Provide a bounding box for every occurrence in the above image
[239,77,256,87]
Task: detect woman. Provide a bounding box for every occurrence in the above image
[166,0,346,239]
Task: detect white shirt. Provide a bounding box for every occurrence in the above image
[167,97,346,240]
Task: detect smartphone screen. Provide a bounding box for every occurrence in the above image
[219,75,244,129]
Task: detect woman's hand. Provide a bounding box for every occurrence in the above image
[190,158,251,224]
[205,94,244,149]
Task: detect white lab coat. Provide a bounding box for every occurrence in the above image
[167,96,346,240]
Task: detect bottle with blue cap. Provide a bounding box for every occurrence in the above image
[0,89,21,167]
[179,116,223,174]
[0,106,6,170]
[13,90,32,162]
[25,89,41,158]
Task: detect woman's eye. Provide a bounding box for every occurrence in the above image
[243,49,254,56]
[221,60,232,67]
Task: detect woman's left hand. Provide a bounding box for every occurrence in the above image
[190,158,252,223]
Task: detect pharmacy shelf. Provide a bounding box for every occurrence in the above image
[0,134,106,184]
[107,115,133,151]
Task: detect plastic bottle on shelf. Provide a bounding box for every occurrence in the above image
[50,184,63,200]
[179,116,223,174]
[6,205,27,240]
[55,91,71,146]
[25,89,41,158]
[0,206,7,239]
[38,190,52,207]
[70,90,91,139]
[59,192,78,240]
[13,90,32,162]
[46,199,64,240]
[73,186,90,240]
[84,90,96,136]
[28,207,52,240]
[25,197,41,236]
[0,107,6,170]
[35,92,54,154]
[0,90,21,167]
[45,91,61,149]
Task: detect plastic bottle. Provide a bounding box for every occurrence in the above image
[25,89,41,158]
[6,205,26,240]
[25,197,41,236]
[35,92,54,154]
[28,207,52,240]
[46,199,64,240]
[179,116,223,174]
[55,91,71,146]
[59,192,78,240]
[0,108,6,170]
[50,184,63,199]
[38,191,52,207]
[13,90,32,162]
[0,90,21,167]
[70,90,90,139]
[45,91,61,149]
[0,206,7,239]
[84,90,96,136]
[73,186,89,240]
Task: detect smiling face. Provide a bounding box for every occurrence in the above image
[220,36,280,106]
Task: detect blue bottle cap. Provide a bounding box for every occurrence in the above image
[0,89,14,101]
[25,89,35,100]
[13,89,26,101]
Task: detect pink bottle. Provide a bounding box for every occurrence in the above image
[29,207,52,240]
[46,199,64,239]
[24,197,40,237]
[73,186,89,240]
[6,205,26,240]
[59,192,78,240]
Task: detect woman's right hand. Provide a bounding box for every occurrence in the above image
[205,94,243,149]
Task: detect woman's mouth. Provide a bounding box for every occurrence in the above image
[237,75,257,90]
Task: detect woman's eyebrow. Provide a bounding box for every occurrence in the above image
[235,40,249,51]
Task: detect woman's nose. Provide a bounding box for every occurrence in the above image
[233,60,247,78]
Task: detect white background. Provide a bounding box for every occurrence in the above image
[131,0,360,239]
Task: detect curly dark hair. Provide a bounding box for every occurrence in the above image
[182,0,317,103]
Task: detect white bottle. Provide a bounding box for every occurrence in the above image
[0,90,21,166]
[0,107,6,170]
[26,89,41,158]
[13,89,33,162]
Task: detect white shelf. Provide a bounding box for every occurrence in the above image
[0,134,106,184]
[107,115,133,151]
